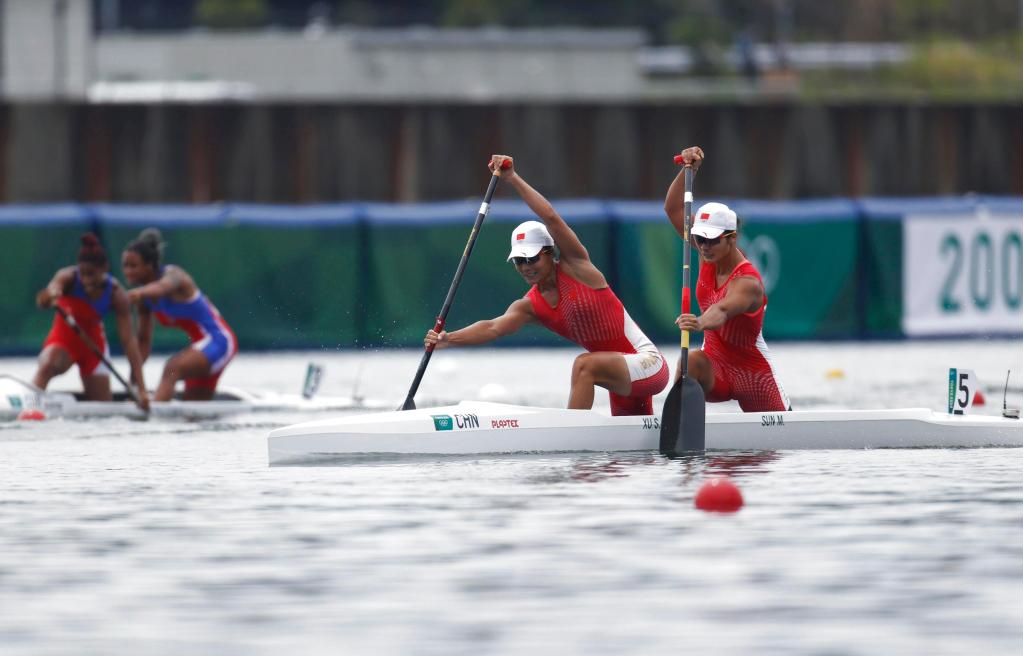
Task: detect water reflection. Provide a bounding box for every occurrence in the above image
[704,451,782,477]
[666,451,782,488]
[563,450,782,484]
[272,449,785,496]
[568,453,661,482]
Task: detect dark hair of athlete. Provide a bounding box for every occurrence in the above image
[77,233,107,268]
[124,228,165,268]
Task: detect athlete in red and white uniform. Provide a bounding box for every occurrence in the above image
[33,234,149,409]
[665,147,789,412]
[122,228,237,402]
[425,155,669,415]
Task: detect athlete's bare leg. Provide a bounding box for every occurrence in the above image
[33,345,73,390]
[81,374,112,401]
[155,348,212,402]
[678,349,715,396]
[568,352,633,409]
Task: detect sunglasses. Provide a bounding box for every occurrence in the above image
[692,231,734,247]
[511,252,544,266]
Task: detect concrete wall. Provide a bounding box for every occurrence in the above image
[2,0,91,100]
[92,29,648,103]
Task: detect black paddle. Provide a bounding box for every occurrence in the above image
[399,159,510,411]
[53,304,148,412]
[659,159,706,454]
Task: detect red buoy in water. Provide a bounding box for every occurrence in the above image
[694,477,744,513]
[17,408,46,421]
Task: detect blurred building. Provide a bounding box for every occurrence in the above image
[2,0,917,103]
[0,0,1019,202]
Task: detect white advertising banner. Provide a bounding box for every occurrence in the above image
[903,213,1023,335]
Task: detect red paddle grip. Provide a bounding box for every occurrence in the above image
[425,317,446,352]
[681,287,691,314]
[673,154,695,168]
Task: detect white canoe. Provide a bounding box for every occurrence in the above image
[267,400,1023,464]
[0,374,389,421]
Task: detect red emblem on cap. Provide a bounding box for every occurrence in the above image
[700,213,710,221]
[516,233,526,240]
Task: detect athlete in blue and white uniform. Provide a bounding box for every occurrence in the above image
[121,228,237,401]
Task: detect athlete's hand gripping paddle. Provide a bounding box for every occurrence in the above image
[659,157,706,454]
[53,304,149,414]
[399,158,511,411]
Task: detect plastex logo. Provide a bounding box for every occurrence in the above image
[432,415,453,431]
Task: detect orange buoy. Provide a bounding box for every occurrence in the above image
[694,477,744,513]
[17,408,46,421]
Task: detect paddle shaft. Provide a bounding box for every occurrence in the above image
[53,304,143,408]
[658,160,705,455]
[680,165,694,378]
[400,167,505,410]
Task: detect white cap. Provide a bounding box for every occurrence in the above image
[507,221,554,260]
[691,202,737,239]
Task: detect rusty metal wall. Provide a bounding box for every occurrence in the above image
[2,102,1021,203]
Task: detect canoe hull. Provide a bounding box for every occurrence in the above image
[267,401,1023,464]
[0,374,386,421]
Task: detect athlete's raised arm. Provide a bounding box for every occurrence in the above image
[491,154,606,287]
[490,155,584,257]
[664,146,705,239]
[425,298,535,349]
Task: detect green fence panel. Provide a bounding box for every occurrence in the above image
[97,204,360,351]
[607,205,685,343]
[226,206,360,348]
[736,202,860,339]
[863,216,903,337]
[6,197,1017,353]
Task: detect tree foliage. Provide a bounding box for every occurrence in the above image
[195,0,270,29]
[123,0,1023,45]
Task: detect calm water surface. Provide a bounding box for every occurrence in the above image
[2,342,1023,655]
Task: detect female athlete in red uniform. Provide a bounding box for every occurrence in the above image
[665,146,790,412]
[425,155,669,416]
[33,234,150,409]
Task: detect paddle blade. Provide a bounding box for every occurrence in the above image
[659,377,706,455]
